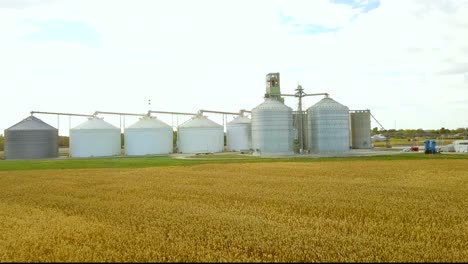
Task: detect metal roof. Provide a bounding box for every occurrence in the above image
[6,116,57,131]
[127,116,171,129]
[178,115,222,128]
[228,116,251,124]
[307,97,348,111]
[252,98,292,112]
[71,117,119,130]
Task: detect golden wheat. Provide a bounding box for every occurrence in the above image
[0,160,467,262]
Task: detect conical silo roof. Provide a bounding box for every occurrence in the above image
[6,116,56,131]
[228,115,251,124]
[307,97,348,112]
[71,117,119,130]
[179,115,222,128]
[252,98,292,112]
[127,116,171,129]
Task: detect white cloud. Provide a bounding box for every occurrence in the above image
[277,0,361,28]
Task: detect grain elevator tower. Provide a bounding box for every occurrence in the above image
[265,73,284,103]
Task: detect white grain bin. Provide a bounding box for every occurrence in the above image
[4,116,58,159]
[177,115,224,153]
[440,144,455,152]
[350,110,371,149]
[454,140,468,152]
[70,117,121,157]
[227,115,251,151]
[307,97,350,153]
[251,98,294,154]
[124,116,173,155]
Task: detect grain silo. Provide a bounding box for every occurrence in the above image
[307,97,350,153]
[70,117,121,157]
[4,116,58,159]
[124,116,173,156]
[251,98,294,154]
[227,115,251,151]
[177,115,224,153]
[454,140,468,153]
[350,110,371,149]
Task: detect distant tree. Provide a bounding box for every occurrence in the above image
[173,131,177,150]
[416,129,425,136]
[369,127,465,140]
[58,136,69,147]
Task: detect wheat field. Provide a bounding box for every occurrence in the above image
[0,159,467,262]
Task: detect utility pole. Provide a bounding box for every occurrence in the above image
[268,89,329,153]
[295,84,305,153]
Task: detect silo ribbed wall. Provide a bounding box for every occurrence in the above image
[5,129,58,159]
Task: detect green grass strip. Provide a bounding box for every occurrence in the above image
[0,153,467,171]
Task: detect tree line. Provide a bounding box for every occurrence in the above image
[372,127,468,139]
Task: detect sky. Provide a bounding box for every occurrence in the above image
[0,0,467,135]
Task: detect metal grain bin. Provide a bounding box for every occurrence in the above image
[307,97,350,153]
[251,98,294,154]
[70,117,121,158]
[125,116,173,156]
[177,115,224,153]
[4,116,58,159]
[227,115,251,151]
[350,110,371,149]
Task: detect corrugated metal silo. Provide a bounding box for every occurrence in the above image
[177,115,224,153]
[251,98,294,154]
[124,116,173,155]
[4,116,58,159]
[227,115,251,151]
[307,97,350,153]
[350,110,371,149]
[70,117,121,157]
